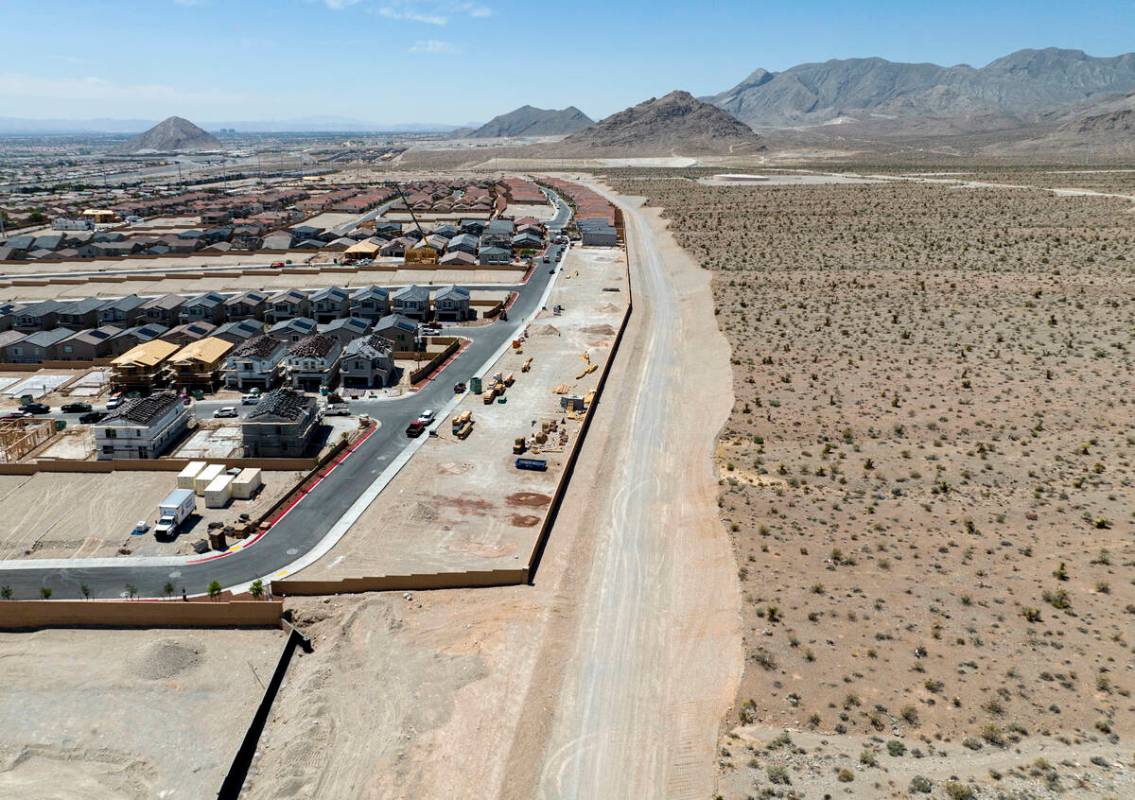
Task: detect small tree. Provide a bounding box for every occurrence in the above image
[80,583,91,600]
[125,584,137,600]
[0,586,12,600]
[207,580,222,600]
[39,587,53,600]
[249,579,265,600]
[163,582,175,600]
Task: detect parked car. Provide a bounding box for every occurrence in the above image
[22,402,50,415]
[241,393,261,405]
[422,325,441,335]
[79,411,107,424]
[106,396,125,410]
[405,419,427,438]
[453,382,467,394]
[0,410,28,420]
[324,402,350,416]
[61,402,92,414]
[213,406,238,418]
[271,261,285,268]
[416,409,436,424]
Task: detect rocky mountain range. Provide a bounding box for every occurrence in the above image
[113,116,222,153]
[554,91,763,155]
[706,48,1135,133]
[468,105,594,138]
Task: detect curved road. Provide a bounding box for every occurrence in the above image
[0,191,570,600]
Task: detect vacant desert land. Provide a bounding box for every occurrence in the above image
[0,627,282,800]
[609,169,1135,799]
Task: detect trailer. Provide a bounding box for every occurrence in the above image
[515,457,548,472]
[154,488,195,537]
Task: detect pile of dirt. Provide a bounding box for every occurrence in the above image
[533,324,561,336]
[114,116,221,154]
[132,638,203,680]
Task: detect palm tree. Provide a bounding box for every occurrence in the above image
[207,580,222,600]
[249,579,264,600]
[0,586,12,600]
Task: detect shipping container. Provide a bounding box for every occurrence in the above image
[178,460,207,490]
[194,463,225,495]
[204,474,235,508]
[231,468,263,500]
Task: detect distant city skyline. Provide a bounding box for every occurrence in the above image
[1,0,1134,126]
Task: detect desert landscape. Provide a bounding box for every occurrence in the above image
[607,168,1135,798]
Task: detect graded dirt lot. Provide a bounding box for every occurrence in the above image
[607,168,1135,798]
[0,627,282,800]
[0,469,304,561]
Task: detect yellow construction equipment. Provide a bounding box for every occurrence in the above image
[503,372,515,387]
[521,357,533,373]
[456,422,474,439]
[576,362,597,380]
[512,436,527,454]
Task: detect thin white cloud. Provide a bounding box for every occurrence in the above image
[0,73,245,105]
[322,0,363,8]
[408,39,460,54]
[378,1,491,25]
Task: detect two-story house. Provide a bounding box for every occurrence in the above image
[391,285,429,321]
[242,388,320,458]
[310,286,350,323]
[372,314,420,352]
[223,334,289,390]
[340,333,397,389]
[97,294,148,327]
[433,285,473,322]
[141,294,186,327]
[94,392,191,460]
[265,289,312,323]
[284,334,342,391]
[165,337,234,389]
[223,290,268,321]
[349,286,390,321]
[179,292,227,325]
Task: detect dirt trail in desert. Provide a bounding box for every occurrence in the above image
[502,181,743,800]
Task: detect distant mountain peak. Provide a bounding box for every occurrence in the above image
[114,116,221,153]
[468,105,594,138]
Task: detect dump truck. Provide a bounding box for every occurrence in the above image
[154,488,195,538]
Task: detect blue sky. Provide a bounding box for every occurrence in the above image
[1,0,1133,125]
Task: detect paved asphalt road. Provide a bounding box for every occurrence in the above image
[0,195,570,600]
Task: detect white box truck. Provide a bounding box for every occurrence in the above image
[155,488,195,537]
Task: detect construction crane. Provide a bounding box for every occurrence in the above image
[395,183,438,265]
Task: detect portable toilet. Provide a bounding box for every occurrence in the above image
[470,376,482,394]
[178,460,207,490]
[231,468,263,500]
[204,474,235,509]
[194,463,225,495]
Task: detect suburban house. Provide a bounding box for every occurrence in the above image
[57,326,123,361]
[56,298,108,330]
[379,238,408,258]
[109,323,169,357]
[391,285,429,320]
[212,319,264,345]
[349,286,390,320]
[511,231,543,250]
[478,246,511,265]
[260,231,294,250]
[3,328,76,363]
[373,314,419,352]
[94,392,191,460]
[446,232,479,255]
[166,337,234,388]
[440,250,476,267]
[97,294,148,327]
[241,389,320,458]
[0,330,27,361]
[340,333,397,389]
[481,218,514,248]
[433,285,473,322]
[267,317,318,344]
[459,219,487,236]
[310,286,350,323]
[284,334,342,391]
[13,300,63,332]
[318,316,371,348]
[223,290,268,321]
[372,221,402,239]
[265,289,312,323]
[111,340,180,391]
[141,294,186,327]
[223,334,289,390]
[163,321,217,346]
[179,292,227,324]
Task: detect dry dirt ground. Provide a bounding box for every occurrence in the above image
[0,627,283,800]
[242,180,741,800]
[606,169,1135,799]
[0,469,304,561]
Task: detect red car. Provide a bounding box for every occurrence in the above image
[405,420,427,438]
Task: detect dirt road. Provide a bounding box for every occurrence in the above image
[514,184,743,800]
